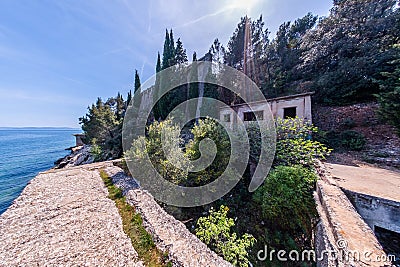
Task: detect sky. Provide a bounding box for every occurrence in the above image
[0,0,333,128]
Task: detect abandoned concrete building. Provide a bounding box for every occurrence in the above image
[73,133,85,147]
[219,92,314,126]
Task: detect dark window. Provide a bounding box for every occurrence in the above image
[243,111,256,121]
[243,110,264,121]
[283,107,297,119]
[223,114,231,122]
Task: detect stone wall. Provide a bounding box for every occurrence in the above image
[343,190,400,234]
[104,164,232,267]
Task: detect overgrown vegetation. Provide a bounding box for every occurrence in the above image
[253,166,318,235]
[196,205,256,267]
[79,71,142,160]
[275,117,332,166]
[99,170,169,267]
[317,129,367,152]
[339,130,366,151]
[123,117,329,266]
[124,119,191,185]
[185,118,232,186]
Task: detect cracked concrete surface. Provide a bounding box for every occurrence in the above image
[0,163,143,267]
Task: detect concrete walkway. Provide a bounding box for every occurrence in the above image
[0,163,143,267]
[326,163,400,202]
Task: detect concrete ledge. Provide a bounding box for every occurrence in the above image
[343,189,400,234]
[103,165,231,267]
[314,161,394,267]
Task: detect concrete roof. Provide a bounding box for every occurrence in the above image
[220,91,315,109]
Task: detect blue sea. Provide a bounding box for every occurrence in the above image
[0,128,80,214]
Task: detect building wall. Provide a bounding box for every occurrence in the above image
[219,94,312,125]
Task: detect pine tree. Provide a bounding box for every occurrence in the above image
[299,0,399,104]
[376,44,400,135]
[175,38,188,64]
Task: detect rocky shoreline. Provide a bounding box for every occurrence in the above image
[54,145,94,169]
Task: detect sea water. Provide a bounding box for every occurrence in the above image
[0,128,79,214]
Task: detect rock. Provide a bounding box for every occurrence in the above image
[54,145,94,169]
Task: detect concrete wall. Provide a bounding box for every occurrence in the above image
[219,93,313,126]
[343,190,400,234]
[313,161,394,267]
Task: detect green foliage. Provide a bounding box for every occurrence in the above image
[185,118,231,186]
[79,96,124,160]
[253,165,318,234]
[264,13,318,97]
[90,139,103,162]
[124,119,191,185]
[154,29,190,121]
[195,205,256,267]
[299,0,399,105]
[376,44,400,135]
[153,52,162,120]
[341,117,356,129]
[340,130,366,151]
[175,38,188,64]
[275,117,332,166]
[131,69,143,124]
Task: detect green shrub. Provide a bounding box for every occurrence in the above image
[341,117,356,129]
[124,119,191,185]
[275,117,332,166]
[340,130,366,151]
[253,165,318,234]
[90,138,103,162]
[195,205,255,267]
[185,118,231,186]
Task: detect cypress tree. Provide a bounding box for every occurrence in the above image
[188,52,199,119]
[169,29,176,66]
[115,92,125,121]
[133,69,142,114]
[162,29,171,69]
[153,52,162,120]
[156,52,161,73]
[126,90,132,107]
[134,69,141,94]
